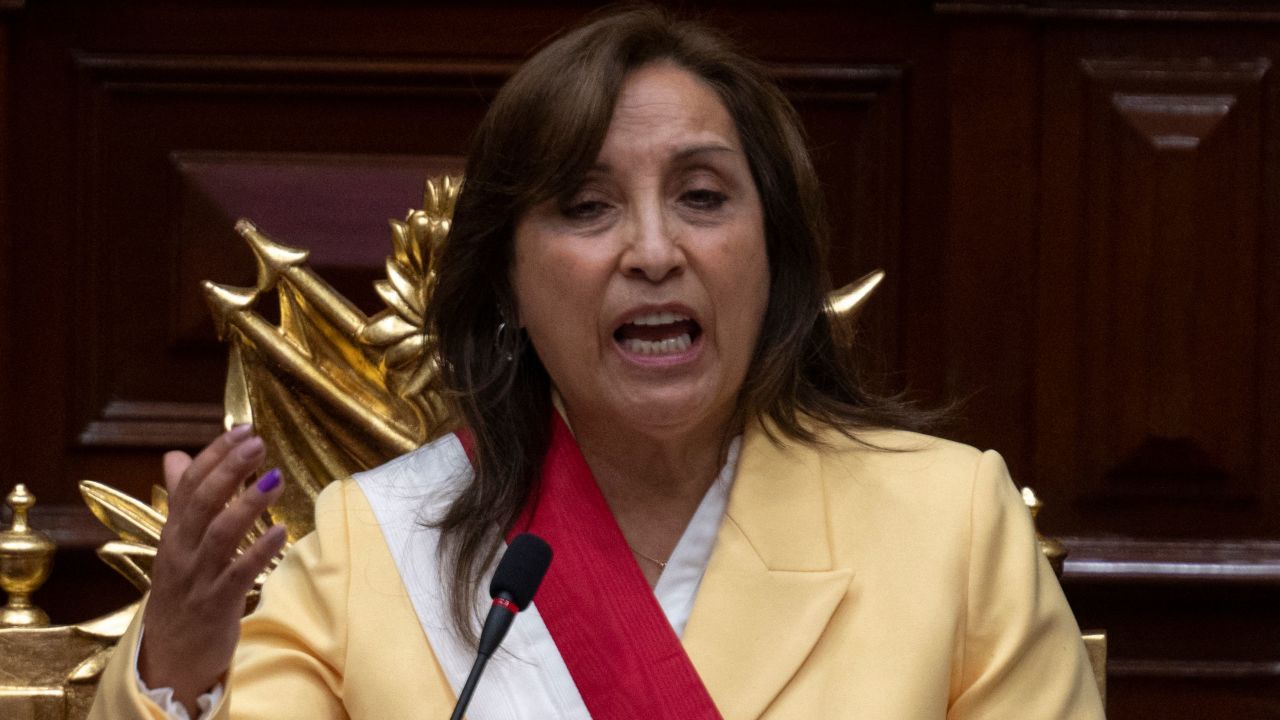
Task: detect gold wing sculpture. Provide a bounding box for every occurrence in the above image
[84,176,462,558]
[209,175,460,540]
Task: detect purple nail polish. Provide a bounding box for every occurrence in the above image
[228,423,253,440]
[256,468,282,493]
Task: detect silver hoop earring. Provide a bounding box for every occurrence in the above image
[495,321,516,363]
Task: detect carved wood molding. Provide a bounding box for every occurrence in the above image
[72,53,519,94]
[1108,658,1280,679]
[1062,535,1280,584]
[77,400,223,448]
[11,503,115,551]
[935,1,1280,22]
[1062,536,1280,682]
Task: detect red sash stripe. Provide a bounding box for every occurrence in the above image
[458,414,722,719]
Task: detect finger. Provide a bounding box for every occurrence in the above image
[172,424,255,502]
[198,468,284,572]
[174,435,266,548]
[162,451,193,496]
[220,523,289,597]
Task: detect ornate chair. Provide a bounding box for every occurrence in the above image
[0,176,1102,718]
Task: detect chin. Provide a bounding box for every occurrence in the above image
[612,389,734,438]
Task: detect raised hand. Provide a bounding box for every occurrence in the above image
[138,425,289,710]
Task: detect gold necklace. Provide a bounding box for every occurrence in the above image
[630,545,669,570]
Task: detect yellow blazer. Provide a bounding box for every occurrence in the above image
[90,425,1104,719]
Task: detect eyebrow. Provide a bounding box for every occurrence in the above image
[672,143,738,161]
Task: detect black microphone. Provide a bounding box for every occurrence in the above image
[449,533,553,720]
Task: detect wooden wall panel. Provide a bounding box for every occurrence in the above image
[775,64,909,373]
[65,54,503,497]
[1039,33,1280,538]
[0,16,13,480]
[943,18,1041,479]
[1028,17,1280,716]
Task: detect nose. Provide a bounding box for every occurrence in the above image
[620,205,685,283]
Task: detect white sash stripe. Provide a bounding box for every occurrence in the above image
[355,435,589,720]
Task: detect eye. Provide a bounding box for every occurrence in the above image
[566,200,610,219]
[681,188,728,211]
[559,192,614,222]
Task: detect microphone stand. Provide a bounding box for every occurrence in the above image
[450,654,490,720]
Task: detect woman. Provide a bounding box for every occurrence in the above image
[91,7,1104,719]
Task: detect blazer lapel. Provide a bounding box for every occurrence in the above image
[682,423,854,718]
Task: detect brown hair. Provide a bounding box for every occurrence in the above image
[426,5,932,638]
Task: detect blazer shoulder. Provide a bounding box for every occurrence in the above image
[800,425,1014,544]
[812,426,987,483]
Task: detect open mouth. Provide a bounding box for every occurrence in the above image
[613,311,703,356]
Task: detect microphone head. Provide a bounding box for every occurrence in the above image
[490,533,552,610]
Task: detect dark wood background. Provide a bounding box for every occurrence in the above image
[2,1,1278,716]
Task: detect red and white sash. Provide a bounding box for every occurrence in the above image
[356,414,735,719]
[499,412,724,719]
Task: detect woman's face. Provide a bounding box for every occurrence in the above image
[511,61,770,442]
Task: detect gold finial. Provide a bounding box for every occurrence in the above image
[0,484,56,626]
[826,269,886,352]
[1022,487,1068,578]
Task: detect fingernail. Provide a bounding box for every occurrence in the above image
[256,468,282,493]
[236,436,264,460]
[228,423,253,441]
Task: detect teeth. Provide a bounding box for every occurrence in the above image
[622,334,693,355]
[630,311,690,326]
